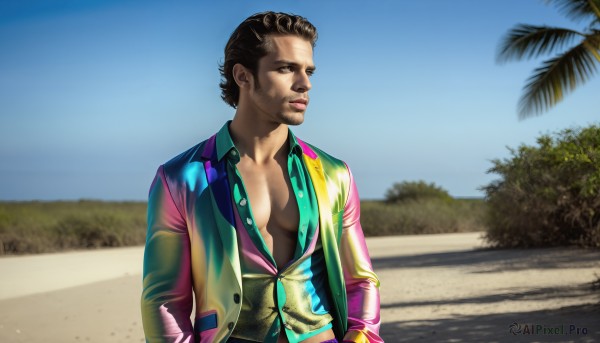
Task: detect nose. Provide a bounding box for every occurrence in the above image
[293,71,311,93]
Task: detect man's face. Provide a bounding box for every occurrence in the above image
[245,35,315,126]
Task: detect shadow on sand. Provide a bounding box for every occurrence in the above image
[381,303,600,343]
[376,247,600,342]
[372,247,600,273]
[381,283,596,310]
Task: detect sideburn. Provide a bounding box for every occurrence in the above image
[251,70,261,90]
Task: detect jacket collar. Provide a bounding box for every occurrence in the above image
[199,121,313,162]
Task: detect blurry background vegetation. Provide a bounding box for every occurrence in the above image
[0,201,146,255]
[482,124,600,248]
[0,184,486,255]
[362,181,486,237]
[2,123,599,255]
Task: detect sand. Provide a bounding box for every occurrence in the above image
[0,232,598,342]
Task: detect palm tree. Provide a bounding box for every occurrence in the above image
[497,0,600,119]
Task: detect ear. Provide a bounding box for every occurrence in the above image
[232,63,253,89]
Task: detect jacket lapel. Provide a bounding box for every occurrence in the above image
[299,140,349,337]
[201,135,242,287]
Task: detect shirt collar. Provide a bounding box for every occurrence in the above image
[215,121,304,163]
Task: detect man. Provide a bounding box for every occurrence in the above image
[141,12,382,343]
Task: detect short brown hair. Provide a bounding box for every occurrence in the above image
[219,12,318,108]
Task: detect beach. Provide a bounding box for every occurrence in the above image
[1,232,599,342]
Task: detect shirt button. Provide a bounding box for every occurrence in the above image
[230,150,237,156]
[282,306,289,312]
[246,218,253,225]
[298,191,304,198]
[228,322,234,330]
[283,322,292,330]
[233,293,240,304]
[239,198,247,206]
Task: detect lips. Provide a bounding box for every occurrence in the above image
[289,98,308,110]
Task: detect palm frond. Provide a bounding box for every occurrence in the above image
[518,38,600,118]
[497,25,583,63]
[585,32,600,59]
[545,0,600,22]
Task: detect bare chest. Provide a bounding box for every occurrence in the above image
[236,160,300,267]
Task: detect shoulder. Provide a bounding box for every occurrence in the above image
[299,139,353,210]
[299,139,348,172]
[159,136,213,187]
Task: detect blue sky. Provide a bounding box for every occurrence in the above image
[0,0,598,201]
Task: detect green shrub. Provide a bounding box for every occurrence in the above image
[481,124,600,248]
[0,201,147,255]
[361,198,487,236]
[385,180,452,204]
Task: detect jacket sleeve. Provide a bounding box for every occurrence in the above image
[340,166,383,343]
[141,165,194,343]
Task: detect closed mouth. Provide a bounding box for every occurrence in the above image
[290,98,308,105]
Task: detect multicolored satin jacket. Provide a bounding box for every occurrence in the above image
[141,126,382,343]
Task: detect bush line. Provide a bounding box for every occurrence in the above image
[0,198,486,255]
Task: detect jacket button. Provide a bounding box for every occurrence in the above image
[228,322,234,330]
[233,293,240,303]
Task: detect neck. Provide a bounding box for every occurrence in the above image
[229,112,289,164]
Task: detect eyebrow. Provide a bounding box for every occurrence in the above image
[274,60,316,72]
